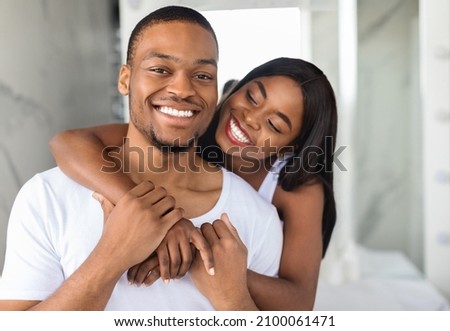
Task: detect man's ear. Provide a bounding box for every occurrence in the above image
[118,64,130,96]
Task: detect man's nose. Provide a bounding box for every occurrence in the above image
[166,73,195,99]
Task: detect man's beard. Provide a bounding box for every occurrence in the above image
[131,113,197,154]
[149,129,197,154]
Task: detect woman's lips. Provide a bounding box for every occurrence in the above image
[225,115,252,146]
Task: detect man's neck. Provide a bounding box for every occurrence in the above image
[117,130,221,218]
[120,135,207,189]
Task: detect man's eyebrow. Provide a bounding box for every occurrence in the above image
[143,52,217,68]
[195,58,217,68]
[143,52,179,62]
[276,111,292,131]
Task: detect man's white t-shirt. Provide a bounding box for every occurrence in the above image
[0,167,283,310]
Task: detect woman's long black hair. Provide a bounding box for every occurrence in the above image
[198,57,338,257]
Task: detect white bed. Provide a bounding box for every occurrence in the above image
[1,246,447,311]
[314,246,450,310]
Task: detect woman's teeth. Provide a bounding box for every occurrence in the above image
[159,106,194,118]
[230,117,251,144]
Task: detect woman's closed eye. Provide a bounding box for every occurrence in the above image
[268,119,282,134]
[246,91,257,105]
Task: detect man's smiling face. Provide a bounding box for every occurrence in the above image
[119,21,218,151]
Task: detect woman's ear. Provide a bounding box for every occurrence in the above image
[118,64,130,96]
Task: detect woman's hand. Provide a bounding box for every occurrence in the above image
[127,218,215,286]
[189,214,257,310]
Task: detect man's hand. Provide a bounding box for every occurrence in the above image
[189,214,257,311]
[127,218,215,286]
[92,191,114,223]
[93,181,184,275]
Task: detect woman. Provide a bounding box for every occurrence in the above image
[50,57,338,310]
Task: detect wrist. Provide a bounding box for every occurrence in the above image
[88,242,128,282]
[215,290,258,311]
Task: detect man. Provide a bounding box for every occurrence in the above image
[0,6,282,310]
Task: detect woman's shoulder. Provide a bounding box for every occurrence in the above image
[273,181,324,215]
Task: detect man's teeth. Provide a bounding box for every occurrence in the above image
[159,106,194,118]
[230,118,251,144]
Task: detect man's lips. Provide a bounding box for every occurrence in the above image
[157,106,195,118]
[225,115,253,145]
[152,104,204,122]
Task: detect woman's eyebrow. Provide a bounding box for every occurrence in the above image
[276,111,292,131]
[255,80,267,98]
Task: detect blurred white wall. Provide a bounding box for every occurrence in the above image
[201,8,303,98]
[353,0,421,263]
[421,0,450,300]
[0,0,119,272]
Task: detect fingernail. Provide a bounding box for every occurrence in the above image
[163,279,170,284]
[208,267,215,276]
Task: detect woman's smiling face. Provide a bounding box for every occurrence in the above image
[215,75,304,160]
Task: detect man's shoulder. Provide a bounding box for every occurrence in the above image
[25,167,77,187]
[12,167,97,225]
[19,167,91,199]
[35,166,67,181]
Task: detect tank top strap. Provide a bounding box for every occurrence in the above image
[257,153,293,203]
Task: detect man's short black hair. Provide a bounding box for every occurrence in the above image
[126,6,218,65]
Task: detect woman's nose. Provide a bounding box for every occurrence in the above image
[243,108,261,130]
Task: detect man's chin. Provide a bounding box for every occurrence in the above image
[144,126,199,154]
[155,144,192,154]
[152,138,197,154]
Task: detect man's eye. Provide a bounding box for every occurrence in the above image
[149,68,168,74]
[194,74,213,80]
